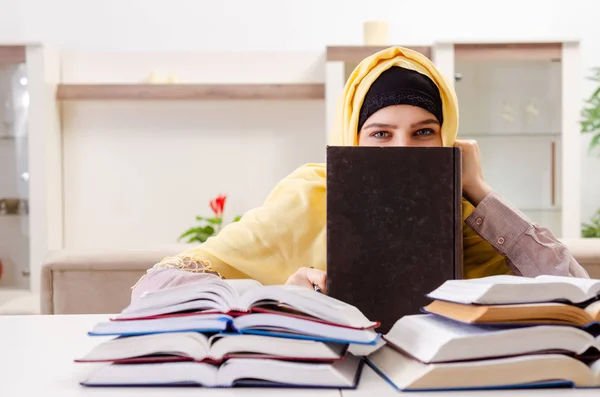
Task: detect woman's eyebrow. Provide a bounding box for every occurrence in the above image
[410,119,439,128]
[362,122,397,129]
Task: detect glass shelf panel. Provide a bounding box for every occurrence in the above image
[455,60,561,137]
[0,135,28,140]
[0,58,30,288]
[522,209,562,236]
[455,58,563,237]
[473,135,561,207]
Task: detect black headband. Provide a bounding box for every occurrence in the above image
[357,66,443,132]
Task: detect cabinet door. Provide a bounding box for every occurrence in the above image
[0,59,30,288]
[455,59,562,236]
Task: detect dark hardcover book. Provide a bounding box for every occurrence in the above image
[326,146,463,333]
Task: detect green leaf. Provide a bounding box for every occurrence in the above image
[195,215,205,221]
[200,225,215,235]
[581,68,600,157]
[196,233,212,242]
[188,232,213,243]
[178,227,202,241]
[589,133,600,155]
[233,215,242,222]
[178,224,216,242]
[205,217,223,225]
[582,209,600,238]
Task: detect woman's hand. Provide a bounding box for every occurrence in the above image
[453,138,493,206]
[285,267,327,293]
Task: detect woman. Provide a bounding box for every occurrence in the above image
[132,47,588,299]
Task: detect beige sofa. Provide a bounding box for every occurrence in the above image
[40,239,600,315]
[40,244,195,315]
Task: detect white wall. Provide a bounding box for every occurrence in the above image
[1,0,599,250]
[62,99,324,248]
[58,51,325,249]
[0,0,587,51]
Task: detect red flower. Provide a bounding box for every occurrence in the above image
[209,194,227,217]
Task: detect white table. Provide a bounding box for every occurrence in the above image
[0,314,343,397]
[0,314,598,396]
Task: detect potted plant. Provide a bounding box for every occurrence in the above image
[581,66,600,237]
[581,66,600,155]
[582,210,600,238]
[178,194,242,243]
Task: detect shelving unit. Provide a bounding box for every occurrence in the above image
[431,40,580,237]
[53,50,332,262]
[14,41,583,295]
[56,83,326,101]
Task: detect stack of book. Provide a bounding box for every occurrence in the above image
[367,275,600,391]
[75,276,381,388]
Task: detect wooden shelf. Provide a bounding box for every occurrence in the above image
[325,43,562,63]
[0,46,26,65]
[56,83,325,101]
[454,43,563,62]
[326,46,431,63]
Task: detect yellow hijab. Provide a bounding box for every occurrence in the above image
[329,46,458,147]
[145,47,511,286]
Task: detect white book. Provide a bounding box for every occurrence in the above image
[89,312,380,344]
[80,354,364,388]
[119,276,377,330]
[89,314,230,336]
[76,332,347,363]
[382,314,600,363]
[368,345,600,390]
[427,275,600,305]
[422,299,600,328]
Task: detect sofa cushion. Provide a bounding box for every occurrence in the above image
[559,238,600,277]
[41,245,194,314]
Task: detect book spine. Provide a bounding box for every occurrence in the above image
[454,146,464,280]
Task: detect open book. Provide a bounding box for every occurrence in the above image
[121,277,378,330]
[89,312,380,345]
[427,275,600,305]
[81,354,364,388]
[76,332,347,363]
[423,300,600,328]
[381,314,600,364]
[89,314,231,336]
[367,345,600,390]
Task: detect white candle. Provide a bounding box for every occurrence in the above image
[363,21,389,46]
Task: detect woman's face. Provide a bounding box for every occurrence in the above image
[358,105,442,147]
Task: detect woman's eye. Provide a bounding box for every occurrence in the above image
[414,128,435,137]
[371,131,391,139]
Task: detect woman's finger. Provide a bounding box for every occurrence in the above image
[306,268,327,294]
[285,269,312,288]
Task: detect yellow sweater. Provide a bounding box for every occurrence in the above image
[147,47,511,284]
